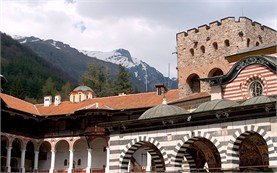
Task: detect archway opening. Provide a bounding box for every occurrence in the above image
[238,132,269,172]
[11,139,22,172]
[73,139,88,172]
[175,137,221,172]
[1,136,8,172]
[38,141,51,172]
[89,137,107,172]
[121,141,165,172]
[208,68,223,77]
[55,140,69,171]
[187,74,200,93]
[25,141,35,172]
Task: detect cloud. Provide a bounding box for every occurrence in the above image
[1,0,276,78]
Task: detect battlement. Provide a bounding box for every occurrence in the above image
[176,16,276,38]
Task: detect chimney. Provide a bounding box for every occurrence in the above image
[155,84,168,95]
[54,95,61,106]
[44,96,52,107]
[211,85,222,100]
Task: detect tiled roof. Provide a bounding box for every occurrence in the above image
[1,90,182,116]
[168,92,210,104]
[36,90,180,116]
[0,93,40,115]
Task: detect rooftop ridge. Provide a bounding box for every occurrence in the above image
[176,16,277,38]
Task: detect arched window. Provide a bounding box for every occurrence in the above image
[248,79,263,97]
[79,94,81,102]
[200,46,205,53]
[64,159,68,166]
[208,68,223,77]
[78,159,81,165]
[187,74,200,93]
[212,42,218,50]
[190,48,194,56]
[256,42,260,46]
[224,39,230,47]
[247,38,250,47]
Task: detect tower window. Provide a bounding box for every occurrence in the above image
[78,159,81,165]
[256,42,260,46]
[213,42,218,50]
[224,39,230,47]
[64,159,68,166]
[200,46,205,53]
[247,38,250,47]
[190,48,194,56]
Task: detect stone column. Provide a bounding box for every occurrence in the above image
[105,146,110,173]
[6,146,12,173]
[146,152,151,172]
[68,149,74,173]
[86,148,92,173]
[33,150,39,172]
[49,149,56,173]
[20,149,26,173]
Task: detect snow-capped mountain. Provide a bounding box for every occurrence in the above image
[80,48,177,90]
[12,35,177,92]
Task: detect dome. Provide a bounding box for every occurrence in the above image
[194,99,239,113]
[73,85,94,92]
[241,95,276,106]
[139,104,188,120]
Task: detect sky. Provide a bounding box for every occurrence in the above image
[1,0,276,78]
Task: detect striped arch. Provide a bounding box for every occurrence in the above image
[171,131,224,171]
[119,136,168,172]
[227,125,275,168]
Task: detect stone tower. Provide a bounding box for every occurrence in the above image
[176,17,277,97]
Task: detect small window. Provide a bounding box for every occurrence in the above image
[238,31,244,37]
[258,35,263,43]
[212,42,218,50]
[256,42,260,46]
[224,39,230,47]
[190,48,194,56]
[200,46,205,53]
[248,80,263,97]
[78,159,81,165]
[64,159,68,166]
[247,38,250,47]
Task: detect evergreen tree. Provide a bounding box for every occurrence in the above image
[114,64,133,94]
[42,77,57,96]
[61,82,72,100]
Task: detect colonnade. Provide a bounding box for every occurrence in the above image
[1,133,110,173]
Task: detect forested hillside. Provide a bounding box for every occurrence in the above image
[1,33,76,102]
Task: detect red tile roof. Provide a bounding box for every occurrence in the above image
[0,93,40,115]
[1,90,182,116]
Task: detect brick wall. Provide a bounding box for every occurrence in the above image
[176,17,277,97]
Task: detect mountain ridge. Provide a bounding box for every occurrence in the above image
[13,35,177,92]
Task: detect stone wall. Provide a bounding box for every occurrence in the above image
[176,17,277,97]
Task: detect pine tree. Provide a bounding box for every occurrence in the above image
[42,77,57,96]
[61,82,71,100]
[114,64,133,94]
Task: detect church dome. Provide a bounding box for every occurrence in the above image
[73,85,94,92]
[241,95,276,106]
[194,99,239,113]
[139,104,188,120]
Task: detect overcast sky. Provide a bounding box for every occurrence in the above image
[1,0,276,77]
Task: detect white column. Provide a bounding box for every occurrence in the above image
[86,148,92,173]
[20,149,26,173]
[49,149,56,173]
[34,150,39,172]
[6,146,12,173]
[146,152,151,172]
[68,149,74,173]
[105,147,110,173]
